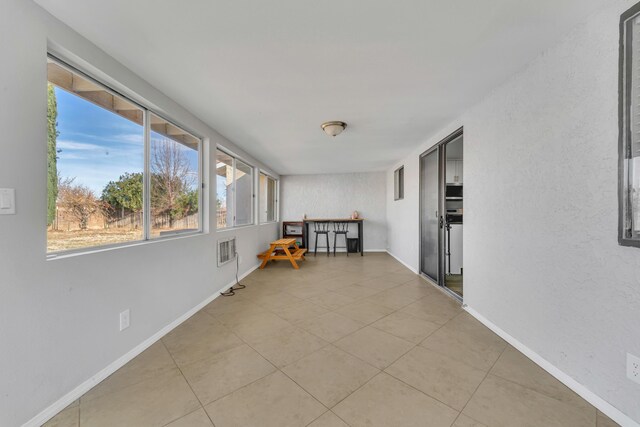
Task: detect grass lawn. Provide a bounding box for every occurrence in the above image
[47,229,143,253]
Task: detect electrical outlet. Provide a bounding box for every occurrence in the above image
[238,255,243,264]
[119,309,130,331]
[628,353,640,385]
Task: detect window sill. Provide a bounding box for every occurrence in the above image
[216,224,257,233]
[47,230,204,261]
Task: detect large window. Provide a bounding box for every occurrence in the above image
[259,172,277,223]
[47,56,202,254]
[216,149,254,228]
[621,5,640,247]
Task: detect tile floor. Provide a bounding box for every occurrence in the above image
[45,253,620,427]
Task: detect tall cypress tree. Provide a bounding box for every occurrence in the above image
[47,84,58,226]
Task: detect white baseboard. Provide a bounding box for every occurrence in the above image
[25,263,261,427]
[464,306,639,427]
[385,250,418,273]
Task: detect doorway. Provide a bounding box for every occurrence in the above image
[419,129,463,299]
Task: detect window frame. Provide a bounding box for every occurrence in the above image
[147,112,203,239]
[619,4,640,248]
[259,171,279,224]
[394,166,405,201]
[46,54,204,258]
[216,147,256,230]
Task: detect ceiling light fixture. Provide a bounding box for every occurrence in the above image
[321,121,347,137]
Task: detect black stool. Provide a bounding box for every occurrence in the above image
[313,221,331,257]
[333,221,350,256]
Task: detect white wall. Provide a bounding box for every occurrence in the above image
[386,0,640,423]
[0,1,278,425]
[281,173,387,251]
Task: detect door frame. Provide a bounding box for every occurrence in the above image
[418,127,463,301]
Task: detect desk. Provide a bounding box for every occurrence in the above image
[303,219,364,256]
[257,238,307,269]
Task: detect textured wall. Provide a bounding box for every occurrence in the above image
[386,0,640,422]
[281,173,387,250]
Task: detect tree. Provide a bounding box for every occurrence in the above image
[58,178,100,230]
[47,84,58,226]
[101,172,143,216]
[175,189,198,218]
[151,138,195,226]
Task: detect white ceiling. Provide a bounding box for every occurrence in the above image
[35,0,608,175]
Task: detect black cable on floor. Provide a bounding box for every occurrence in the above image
[220,252,245,297]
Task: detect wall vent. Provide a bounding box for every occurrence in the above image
[218,237,236,266]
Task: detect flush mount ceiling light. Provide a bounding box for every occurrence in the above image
[321,121,347,137]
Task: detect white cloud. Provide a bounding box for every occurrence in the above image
[57,140,102,151]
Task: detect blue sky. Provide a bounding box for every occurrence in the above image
[55,87,198,196]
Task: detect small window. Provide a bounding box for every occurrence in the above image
[259,172,278,223]
[47,56,202,254]
[394,166,404,200]
[620,4,640,247]
[216,149,254,229]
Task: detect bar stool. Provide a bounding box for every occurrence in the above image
[313,221,331,257]
[333,221,350,256]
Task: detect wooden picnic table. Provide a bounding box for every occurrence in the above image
[257,238,307,269]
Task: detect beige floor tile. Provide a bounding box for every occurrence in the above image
[597,410,620,427]
[371,310,441,343]
[43,405,78,427]
[180,344,276,405]
[463,375,596,427]
[204,371,326,427]
[81,341,176,402]
[203,297,265,318]
[248,326,328,368]
[386,346,486,410]
[165,408,213,427]
[490,346,593,410]
[334,326,414,369]
[321,273,371,289]
[162,314,244,367]
[333,373,459,427]
[420,313,506,371]
[393,280,441,300]
[282,345,379,407]
[298,312,365,342]
[400,294,462,325]
[307,291,358,310]
[355,276,402,291]
[452,414,488,427]
[269,299,329,323]
[379,271,419,285]
[364,288,418,309]
[251,291,305,310]
[212,299,270,320]
[333,284,382,299]
[80,368,200,427]
[285,284,329,299]
[307,411,350,427]
[225,310,292,342]
[334,300,395,325]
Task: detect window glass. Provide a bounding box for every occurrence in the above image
[216,150,234,228]
[259,173,277,223]
[150,113,200,237]
[47,59,144,252]
[46,57,203,254]
[235,160,254,226]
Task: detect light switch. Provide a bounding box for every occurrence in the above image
[0,188,16,215]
